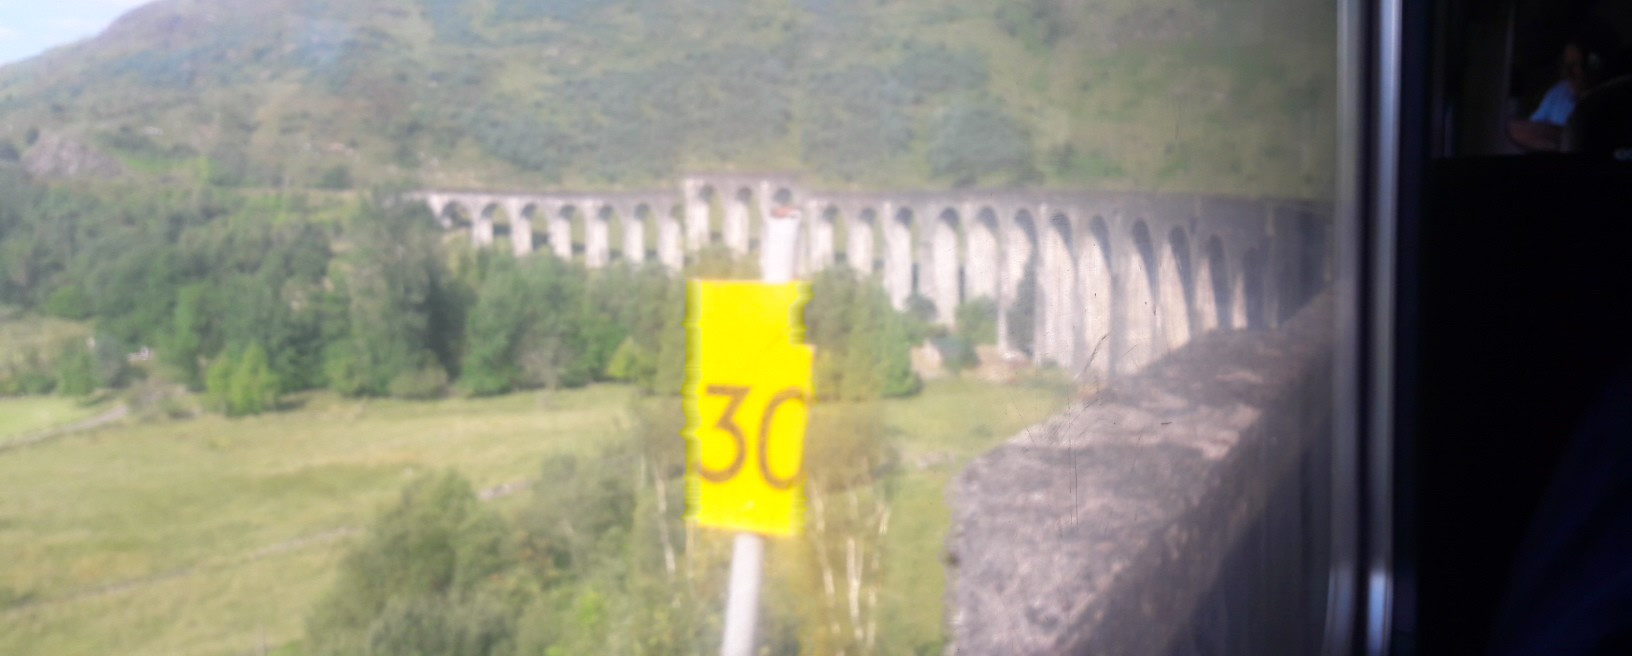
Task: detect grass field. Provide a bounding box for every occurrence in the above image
[870,377,1074,654]
[0,378,1069,655]
[0,396,112,441]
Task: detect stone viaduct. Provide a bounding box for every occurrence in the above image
[415,175,1330,381]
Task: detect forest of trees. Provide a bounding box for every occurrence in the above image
[0,171,933,410]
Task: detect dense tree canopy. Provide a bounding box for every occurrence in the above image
[0,173,924,413]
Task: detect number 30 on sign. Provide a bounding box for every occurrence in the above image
[683,280,814,537]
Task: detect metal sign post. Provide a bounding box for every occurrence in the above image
[720,531,767,656]
[715,207,803,656]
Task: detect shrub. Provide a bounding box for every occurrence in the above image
[44,285,91,320]
[54,343,98,397]
[206,343,282,416]
[15,370,57,395]
[1,352,57,395]
[318,164,353,190]
[955,297,998,346]
[389,365,448,400]
[307,471,517,656]
[205,352,234,412]
[602,337,652,383]
[227,343,280,414]
[904,294,937,326]
[806,269,921,400]
[932,334,979,373]
[927,100,1036,186]
[1006,255,1039,357]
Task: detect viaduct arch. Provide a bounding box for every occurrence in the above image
[415,178,1329,381]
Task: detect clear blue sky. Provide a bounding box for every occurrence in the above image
[0,0,150,66]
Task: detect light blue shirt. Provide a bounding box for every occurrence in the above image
[1530,81,1577,126]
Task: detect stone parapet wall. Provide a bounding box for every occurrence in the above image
[946,291,1334,654]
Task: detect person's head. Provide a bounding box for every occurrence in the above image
[1560,33,1611,93]
[1562,42,1591,92]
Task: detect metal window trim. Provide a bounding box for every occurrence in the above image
[1327,0,1399,652]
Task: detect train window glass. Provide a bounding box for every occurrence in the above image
[0,0,1342,654]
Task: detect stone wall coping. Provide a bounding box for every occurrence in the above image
[946,291,1334,654]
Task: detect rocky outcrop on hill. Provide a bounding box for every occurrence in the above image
[22,133,124,181]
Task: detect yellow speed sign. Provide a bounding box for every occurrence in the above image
[683,280,814,537]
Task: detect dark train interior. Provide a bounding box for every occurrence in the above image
[1387,0,1632,652]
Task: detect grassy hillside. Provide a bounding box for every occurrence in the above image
[0,0,1336,196]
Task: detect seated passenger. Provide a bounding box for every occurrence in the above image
[1509,40,1597,152]
[1564,46,1632,157]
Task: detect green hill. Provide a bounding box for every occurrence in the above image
[0,0,1336,196]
